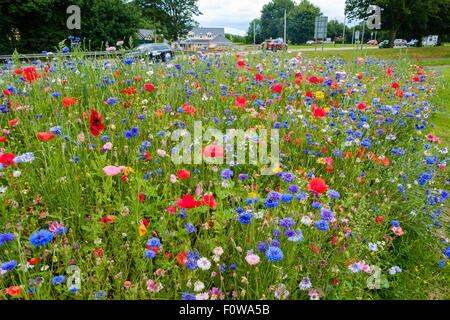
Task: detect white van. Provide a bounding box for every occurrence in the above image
[422,35,438,47]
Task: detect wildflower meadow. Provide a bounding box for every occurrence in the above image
[0,40,448,300]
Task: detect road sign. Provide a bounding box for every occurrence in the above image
[314,16,328,40]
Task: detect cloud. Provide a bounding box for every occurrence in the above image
[194,0,350,35]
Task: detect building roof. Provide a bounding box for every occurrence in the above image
[191,27,225,36]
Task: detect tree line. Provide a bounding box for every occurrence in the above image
[242,0,448,47]
[0,0,201,54]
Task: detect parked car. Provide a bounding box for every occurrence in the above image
[407,39,419,47]
[129,43,174,61]
[260,38,288,51]
[393,39,408,47]
[367,40,378,45]
[422,35,438,47]
[378,40,389,48]
[306,40,323,45]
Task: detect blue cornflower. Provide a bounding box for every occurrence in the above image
[123,130,133,139]
[256,242,267,252]
[29,229,53,247]
[288,184,299,193]
[328,189,340,199]
[1,260,17,271]
[220,168,233,179]
[106,97,117,105]
[268,191,282,201]
[391,220,400,227]
[239,212,253,224]
[185,223,195,233]
[288,229,304,242]
[280,217,295,228]
[52,275,65,285]
[266,246,283,262]
[238,173,248,180]
[320,208,334,221]
[0,232,14,246]
[264,197,278,208]
[315,219,329,231]
[145,250,156,258]
[182,291,196,300]
[312,201,322,209]
[130,127,139,137]
[281,193,293,203]
[147,237,160,247]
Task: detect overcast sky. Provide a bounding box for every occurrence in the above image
[194,0,352,36]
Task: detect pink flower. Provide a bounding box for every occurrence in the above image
[166,205,176,214]
[103,142,112,150]
[170,174,177,183]
[357,57,364,64]
[392,226,404,235]
[324,157,333,165]
[157,149,166,157]
[245,254,260,265]
[103,165,126,176]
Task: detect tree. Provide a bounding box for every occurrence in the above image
[246,19,264,44]
[345,0,443,48]
[260,0,295,41]
[137,0,201,42]
[286,0,321,44]
[0,0,139,54]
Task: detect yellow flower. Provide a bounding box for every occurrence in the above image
[315,91,324,99]
[248,192,259,198]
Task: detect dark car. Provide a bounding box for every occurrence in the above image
[130,43,174,61]
[260,38,287,52]
[378,40,389,48]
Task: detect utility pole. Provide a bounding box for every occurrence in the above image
[342,14,346,44]
[253,23,255,46]
[360,20,365,50]
[284,9,287,43]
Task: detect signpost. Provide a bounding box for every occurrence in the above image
[314,16,328,51]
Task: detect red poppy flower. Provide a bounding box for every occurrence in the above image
[3,90,13,96]
[36,132,55,141]
[391,82,400,88]
[177,169,190,179]
[307,177,328,195]
[202,145,224,158]
[236,60,246,67]
[138,194,145,202]
[14,69,23,75]
[375,216,384,223]
[23,67,39,82]
[183,103,196,114]
[0,153,17,166]
[89,109,105,136]
[255,74,263,81]
[175,195,201,209]
[235,96,247,107]
[357,103,366,110]
[202,193,217,208]
[312,107,326,118]
[62,97,78,108]
[144,84,155,91]
[176,251,188,266]
[0,137,6,142]
[29,257,39,265]
[8,119,18,126]
[271,85,283,93]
